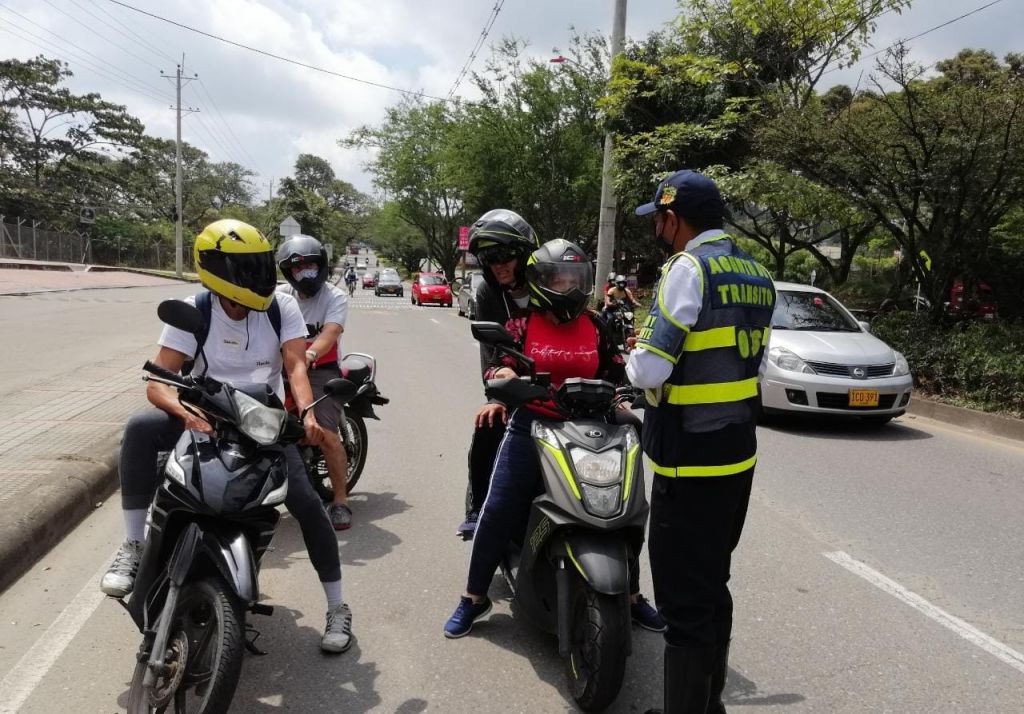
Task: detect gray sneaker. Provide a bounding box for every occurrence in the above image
[321,603,354,653]
[328,503,353,531]
[100,540,144,598]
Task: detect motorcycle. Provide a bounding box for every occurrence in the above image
[286,353,389,501]
[471,321,649,713]
[606,299,636,352]
[122,299,355,714]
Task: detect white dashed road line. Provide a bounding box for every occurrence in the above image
[430,318,440,324]
[824,551,1024,675]
[0,560,110,713]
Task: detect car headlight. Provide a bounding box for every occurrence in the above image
[233,391,287,446]
[164,451,186,486]
[768,346,815,374]
[569,447,623,486]
[580,483,622,517]
[894,351,911,376]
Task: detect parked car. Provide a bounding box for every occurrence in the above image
[362,270,378,289]
[412,273,452,307]
[356,258,367,271]
[375,269,404,297]
[457,272,486,318]
[760,282,913,424]
[948,278,998,320]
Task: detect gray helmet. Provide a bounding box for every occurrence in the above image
[276,234,328,296]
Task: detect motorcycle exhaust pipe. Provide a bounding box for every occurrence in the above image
[556,559,571,658]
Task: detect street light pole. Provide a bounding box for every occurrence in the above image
[595,0,627,288]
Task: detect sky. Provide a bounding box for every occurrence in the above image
[1,0,1020,198]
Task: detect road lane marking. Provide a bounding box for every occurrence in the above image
[0,560,109,713]
[430,318,440,324]
[824,551,1024,675]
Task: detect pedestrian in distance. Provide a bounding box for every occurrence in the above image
[627,171,776,713]
[100,219,354,654]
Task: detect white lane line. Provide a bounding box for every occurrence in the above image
[824,551,1024,675]
[0,560,110,713]
[430,318,440,324]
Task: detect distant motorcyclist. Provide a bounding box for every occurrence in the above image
[276,234,354,530]
[602,274,638,325]
[444,239,664,638]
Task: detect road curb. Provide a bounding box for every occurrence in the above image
[906,396,1024,443]
[0,435,121,594]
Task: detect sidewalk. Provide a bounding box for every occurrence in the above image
[0,345,154,593]
[0,263,185,296]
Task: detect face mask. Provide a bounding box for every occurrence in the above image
[655,221,675,257]
[293,266,319,281]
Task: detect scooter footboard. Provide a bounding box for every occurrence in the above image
[557,531,631,596]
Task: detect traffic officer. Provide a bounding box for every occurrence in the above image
[627,170,775,714]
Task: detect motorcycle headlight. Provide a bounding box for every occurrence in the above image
[623,311,634,320]
[233,391,286,446]
[580,483,622,518]
[569,447,623,486]
[164,451,186,486]
[768,346,815,374]
[894,351,911,376]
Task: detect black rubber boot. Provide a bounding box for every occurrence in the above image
[706,640,730,714]
[644,645,714,714]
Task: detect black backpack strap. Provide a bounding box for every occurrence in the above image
[268,296,282,342]
[182,290,213,375]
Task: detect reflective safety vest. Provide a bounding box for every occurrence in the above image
[638,235,775,477]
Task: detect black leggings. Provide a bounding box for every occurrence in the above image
[119,409,341,583]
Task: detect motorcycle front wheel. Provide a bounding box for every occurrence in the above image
[566,581,628,712]
[127,578,245,714]
[308,413,369,501]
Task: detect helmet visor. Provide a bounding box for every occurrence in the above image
[531,262,594,297]
[478,244,521,266]
[202,250,277,298]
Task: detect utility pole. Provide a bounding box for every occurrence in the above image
[162,56,198,278]
[595,0,627,287]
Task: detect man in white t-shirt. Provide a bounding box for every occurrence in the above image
[276,234,353,530]
[100,220,354,654]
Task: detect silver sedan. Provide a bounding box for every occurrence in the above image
[760,282,913,424]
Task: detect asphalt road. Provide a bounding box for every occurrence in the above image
[0,276,1022,713]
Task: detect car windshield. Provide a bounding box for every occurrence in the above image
[772,290,860,332]
[420,276,447,286]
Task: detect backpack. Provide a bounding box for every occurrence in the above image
[182,290,282,374]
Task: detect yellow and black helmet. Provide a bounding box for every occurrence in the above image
[193,220,277,311]
[526,239,594,323]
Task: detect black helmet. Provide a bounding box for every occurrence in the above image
[276,234,328,296]
[468,209,540,290]
[526,239,595,323]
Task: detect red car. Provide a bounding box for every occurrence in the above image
[412,273,453,307]
[362,271,378,289]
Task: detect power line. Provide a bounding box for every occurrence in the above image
[0,15,172,104]
[446,0,505,101]
[40,0,164,73]
[824,0,1007,75]
[104,0,448,102]
[195,78,262,171]
[86,0,178,66]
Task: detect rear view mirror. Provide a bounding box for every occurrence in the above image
[158,300,205,336]
[858,320,871,333]
[471,321,515,347]
[324,378,358,403]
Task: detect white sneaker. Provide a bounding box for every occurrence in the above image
[321,603,354,653]
[100,540,144,598]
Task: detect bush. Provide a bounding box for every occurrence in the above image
[871,313,1024,416]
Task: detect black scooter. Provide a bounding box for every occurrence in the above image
[472,322,649,712]
[121,299,353,714]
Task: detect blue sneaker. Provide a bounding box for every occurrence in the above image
[444,596,492,639]
[631,594,667,632]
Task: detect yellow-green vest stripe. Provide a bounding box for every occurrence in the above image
[664,377,759,405]
[650,455,757,478]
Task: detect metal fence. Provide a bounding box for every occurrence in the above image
[0,216,194,271]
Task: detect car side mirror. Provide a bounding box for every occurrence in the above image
[158,299,205,336]
[858,320,871,333]
[471,321,515,347]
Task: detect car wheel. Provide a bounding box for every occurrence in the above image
[399,290,404,298]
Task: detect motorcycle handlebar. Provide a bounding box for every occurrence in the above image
[143,360,184,383]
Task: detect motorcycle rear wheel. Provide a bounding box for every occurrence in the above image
[309,413,369,501]
[566,581,628,712]
[127,578,245,714]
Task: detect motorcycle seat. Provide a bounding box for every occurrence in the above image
[339,356,372,385]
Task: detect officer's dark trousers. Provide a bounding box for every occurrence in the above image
[648,467,754,650]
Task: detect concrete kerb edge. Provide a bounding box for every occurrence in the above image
[0,434,122,594]
[906,396,1024,443]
